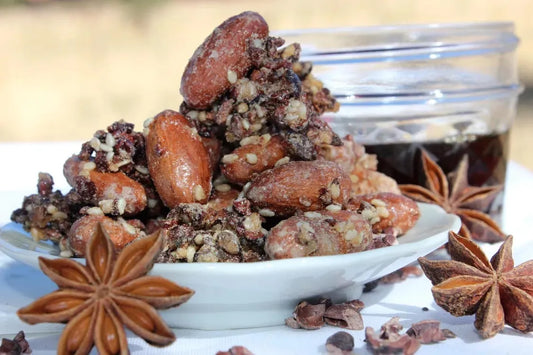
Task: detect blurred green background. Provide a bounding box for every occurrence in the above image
[1,0,532,169]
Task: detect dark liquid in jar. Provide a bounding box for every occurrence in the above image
[364,131,510,218]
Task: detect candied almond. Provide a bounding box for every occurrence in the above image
[265,210,372,259]
[346,192,420,235]
[221,135,288,184]
[180,11,269,109]
[68,215,142,256]
[63,155,147,215]
[246,160,351,216]
[145,110,212,208]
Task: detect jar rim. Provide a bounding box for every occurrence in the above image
[274,21,515,36]
[274,22,519,61]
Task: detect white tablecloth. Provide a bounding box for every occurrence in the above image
[0,142,532,354]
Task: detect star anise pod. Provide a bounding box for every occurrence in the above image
[17,223,194,354]
[399,150,505,243]
[418,231,533,338]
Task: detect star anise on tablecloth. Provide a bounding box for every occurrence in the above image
[17,223,194,354]
[418,231,533,339]
[399,150,505,243]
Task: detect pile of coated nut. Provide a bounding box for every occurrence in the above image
[12,11,420,262]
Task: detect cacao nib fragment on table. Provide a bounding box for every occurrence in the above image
[0,331,31,355]
[406,320,456,344]
[365,317,420,355]
[326,331,355,354]
[365,317,455,355]
[285,298,364,330]
[324,300,365,330]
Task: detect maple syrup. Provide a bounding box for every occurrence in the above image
[364,131,510,217]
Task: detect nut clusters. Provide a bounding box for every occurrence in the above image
[11,11,420,262]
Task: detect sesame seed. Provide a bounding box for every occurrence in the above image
[328,182,341,199]
[135,165,150,175]
[83,161,96,171]
[89,137,101,150]
[147,199,158,209]
[376,206,390,218]
[237,102,249,113]
[371,199,386,207]
[275,157,290,167]
[193,185,206,201]
[255,105,266,118]
[52,211,68,220]
[258,208,275,217]
[194,234,205,245]
[213,174,229,185]
[215,183,232,192]
[117,198,127,215]
[222,154,239,164]
[105,133,116,147]
[143,116,154,128]
[299,197,312,207]
[326,204,342,212]
[187,110,199,120]
[99,199,114,214]
[245,153,258,165]
[60,250,74,258]
[198,111,207,122]
[186,246,196,263]
[86,207,104,216]
[240,135,261,146]
[227,69,238,84]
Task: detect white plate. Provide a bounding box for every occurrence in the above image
[0,203,460,330]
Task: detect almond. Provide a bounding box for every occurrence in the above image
[68,215,142,256]
[246,160,351,216]
[145,109,212,208]
[346,192,420,235]
[180,11,269,109]
[350,170,401,195]
[221,135,288,184]
[265,210,372,259]
[63,155,147,215]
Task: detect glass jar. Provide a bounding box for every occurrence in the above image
[277,22,522,221]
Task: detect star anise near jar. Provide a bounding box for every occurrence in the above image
[400,150,505,243]
[17,223,194,354]
[418,231,533,339]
